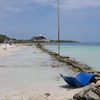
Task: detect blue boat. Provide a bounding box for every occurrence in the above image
[60,72,96,87]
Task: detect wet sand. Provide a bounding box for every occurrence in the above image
[0,45,82,100]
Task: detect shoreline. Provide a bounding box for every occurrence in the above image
[36,44,100,76]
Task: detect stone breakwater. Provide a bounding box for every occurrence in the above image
[36,45,100,77]
[73,81,100,100]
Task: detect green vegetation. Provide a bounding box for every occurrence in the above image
[0,34,79,43]
[0,34,10,43]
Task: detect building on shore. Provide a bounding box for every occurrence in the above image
[33,35,50,43]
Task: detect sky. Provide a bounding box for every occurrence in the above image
[0,0,100,42]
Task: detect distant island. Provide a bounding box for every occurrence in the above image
[0,34,79,43]
[49,40,79,43]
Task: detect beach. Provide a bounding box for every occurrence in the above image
[0,44,23,58]
[0,45,82,100]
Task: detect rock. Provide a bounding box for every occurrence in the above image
[94,87,100,96]
[73,85,97,100]
[96,81,100,88]
[45,93,51,97]
[94,77,100,82]
[73,91,84,100]
[84,90,100,100]
[83,84,95,93]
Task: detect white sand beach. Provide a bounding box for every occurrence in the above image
[0,44,23,58]
[0,45,82,100]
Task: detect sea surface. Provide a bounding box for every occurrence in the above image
[45,42,100,71]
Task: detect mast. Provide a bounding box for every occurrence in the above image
[57,0,60,55]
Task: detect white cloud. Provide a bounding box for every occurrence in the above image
[34,0,100,10]
[0,0,33,12]
[62,0,100,10]
[0,0,100,13]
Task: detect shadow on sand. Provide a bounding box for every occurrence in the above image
[60,85,79,90]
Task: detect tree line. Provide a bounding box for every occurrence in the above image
[0,34,10,43]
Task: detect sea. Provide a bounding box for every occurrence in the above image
[45,42,100,71]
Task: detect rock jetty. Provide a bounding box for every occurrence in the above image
[73,81,100,100]
[36,44,100,76]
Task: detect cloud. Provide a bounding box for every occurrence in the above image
[0,0,33,12]
[33,0,100,10]
[0,0,100,13]
[62,0,100,10]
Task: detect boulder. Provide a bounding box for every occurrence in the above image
[73,91,84,100]
[84,90,100,100]
[94,87,100,97]
[73,83,99,100]
[96,81,100,88]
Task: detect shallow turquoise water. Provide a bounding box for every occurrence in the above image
[45,43,100,71]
